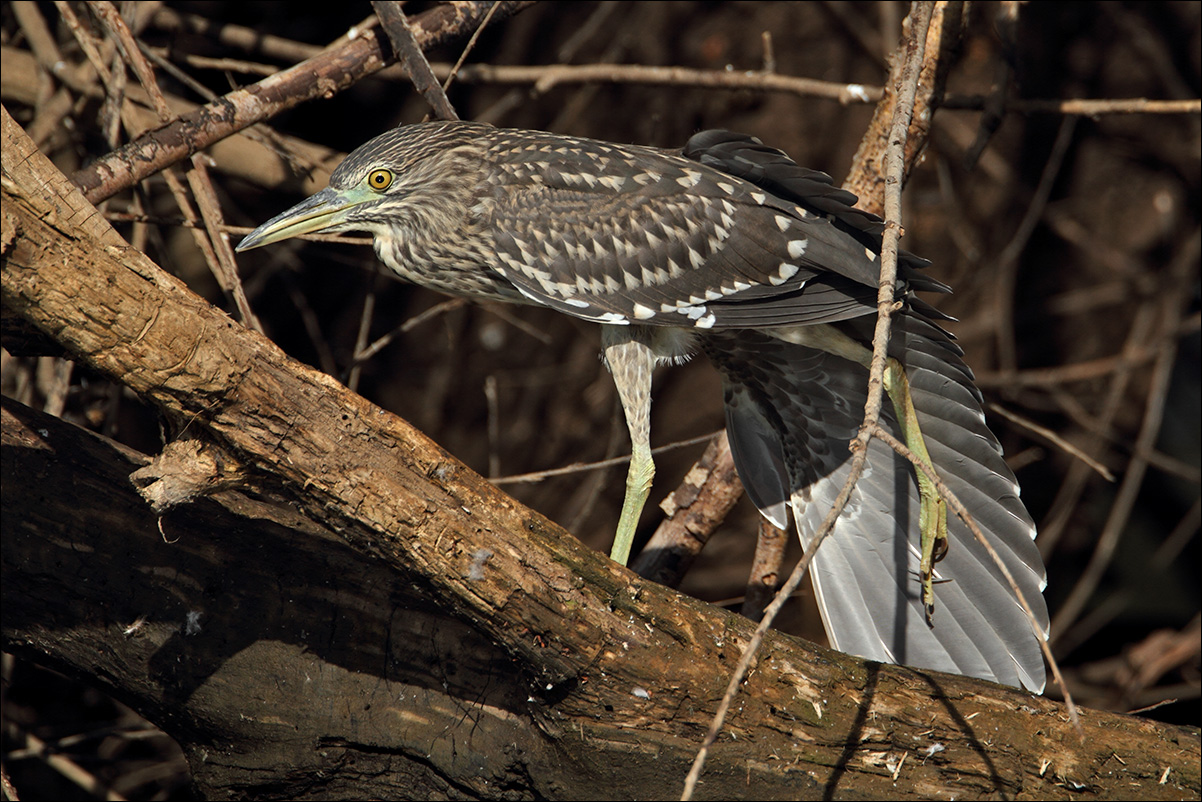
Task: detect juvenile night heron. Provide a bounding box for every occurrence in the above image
[238,121,1048,691]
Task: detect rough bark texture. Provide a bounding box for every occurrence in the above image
[3,102,1199,800]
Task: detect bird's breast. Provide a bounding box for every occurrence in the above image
[371,227,524,304]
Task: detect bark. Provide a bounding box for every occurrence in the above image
[2,103,1198,801]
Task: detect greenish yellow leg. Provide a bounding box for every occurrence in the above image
[884,361,948,625]
[611,441,654,565]
[601,325,657,566]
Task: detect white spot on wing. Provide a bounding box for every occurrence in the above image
[513,283,549,305]
[596,312,630,324]
[788,239,808,258]
[632,303,656,320]
[770,263,801,286]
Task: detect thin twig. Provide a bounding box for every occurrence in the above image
[54,1,114,91]
[491,432,719,485]
[149,6,326,64]
[186,156,263,332]
[680,4,936,798]
[444,61,882,104]
[485,374,501,478]
[441,1,501,92]
[948,96,1202,115]
[352,298,468,365]
[90,1,172,119]
[1051,227,1202,639]
[1054,498,1202,659]
[71,2,526,202]
[975,347,1161,388]
[437,61,1202,115]
[988,402,1115,481]
[1036,304,1159,556]
[372,1,459,121]
[91,2,262,333]
[993,115,1077,372]
[347,268,382,392]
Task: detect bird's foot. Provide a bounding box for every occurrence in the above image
[884,359,948,626]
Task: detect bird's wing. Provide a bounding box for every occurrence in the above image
[476,129,919,329]
[707,319,1048,691]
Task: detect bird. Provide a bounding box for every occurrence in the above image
[237,120,1049,692]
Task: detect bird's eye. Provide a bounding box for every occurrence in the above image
[367,169,393,192]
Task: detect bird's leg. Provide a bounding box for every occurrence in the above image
[882,361,948,625]
[767,325,948,621]
[601,325,657,566]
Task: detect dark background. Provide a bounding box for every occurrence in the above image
[2,2,1199,798]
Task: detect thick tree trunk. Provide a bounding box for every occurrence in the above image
[2,103,1198,801]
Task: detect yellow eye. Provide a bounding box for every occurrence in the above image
[367,169,393,192]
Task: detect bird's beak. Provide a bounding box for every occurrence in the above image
[235,186,368,252]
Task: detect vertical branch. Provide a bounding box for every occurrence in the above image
[372,1,460,121]
[680,4,937,799]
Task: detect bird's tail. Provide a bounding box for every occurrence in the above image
[704,313,1048,691]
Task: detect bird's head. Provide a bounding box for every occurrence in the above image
[236,121,490,253]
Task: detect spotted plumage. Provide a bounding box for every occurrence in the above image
[237,121,1049,692]
[319,122,943,332]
